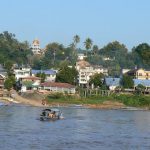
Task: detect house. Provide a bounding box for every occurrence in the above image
[14,67,31,80]
[31,69,57,82]
[126,68,150,80]
[133,79,150,91]
[76,60,108,86]
[40,82,76,94]
[105,77,120,91]
[20,76,41,92]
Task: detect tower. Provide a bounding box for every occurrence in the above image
[31,39,41,54]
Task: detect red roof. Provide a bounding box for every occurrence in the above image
[21,76,41,80]
[41,82,75,88]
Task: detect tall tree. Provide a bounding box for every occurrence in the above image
[133,43,150,67]
[92,45,99,55]
[120,75,134,89]
[84,38,93,56]
[73,35,80,48]
[56,66,78,85]
[89,73,104,88]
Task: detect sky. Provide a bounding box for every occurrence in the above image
[0,0,150,50]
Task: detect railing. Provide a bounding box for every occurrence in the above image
[78,88,111,98]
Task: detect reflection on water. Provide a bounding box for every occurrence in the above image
[0,105,150,150]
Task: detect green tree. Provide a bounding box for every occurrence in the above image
[135,84,146,94]
[36,72,46,83]
[4,60,14,72]
[0,31,32,67]
[92,45,99,55]
[89,73,104,88]
[133,43,150,66]
[84,38,93,56]
[4,76,15,91]
[56,66,78,85]
[73,35,80,48]
[120,75,134,89]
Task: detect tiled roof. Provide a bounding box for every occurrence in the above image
[105,78,120,86]
[21,76,41,80]
[32,69,56,75]
[133,79,150,87]
[41,82,75,88]
[76,60,90,68]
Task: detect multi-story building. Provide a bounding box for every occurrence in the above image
[126,68,150,80]
[135,69,150,80]
[76,60,108,86]
[14,67,31,80]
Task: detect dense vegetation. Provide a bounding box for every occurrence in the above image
[0,31,32,69]
[0,31,150,74]
[46,93,150,108]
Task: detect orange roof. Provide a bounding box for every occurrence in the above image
[76,60,90,68]
[21,76,41,80]
[41,82,75,88]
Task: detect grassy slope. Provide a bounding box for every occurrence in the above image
[46,93,150,108]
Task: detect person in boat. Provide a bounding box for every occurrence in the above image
[52,111,56,118]
[48,112,53,118]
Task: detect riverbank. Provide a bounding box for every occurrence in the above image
[46,93,150,110]
[1,91,150,110]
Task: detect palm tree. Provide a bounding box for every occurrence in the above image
[84,38,93,56]
[73,35,80,55]
[73,35,80,48]
[92,45,99,55]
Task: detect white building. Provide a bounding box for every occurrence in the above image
[14,67,31,80]
[102,57,115,61]
[77,53,87,61]
[20,76,41,92]
[31,39,41,54]
[76,60,108,86]
[31,70,57,82]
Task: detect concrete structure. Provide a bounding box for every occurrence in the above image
[40,82,76,94]
[31,39,41,54]
[77,53,87,60]
[14,67,31,80]
[127,68,150,80]
[76,60,108,86]
[31,69,57,82]
[20,76,41,92]
[135,69,150,80]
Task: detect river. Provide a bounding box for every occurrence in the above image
[0,105,150,150]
